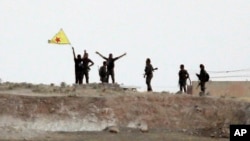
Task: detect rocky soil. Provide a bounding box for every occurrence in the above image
[0,82,249,141]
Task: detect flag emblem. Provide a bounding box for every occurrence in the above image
[48,28,71,45]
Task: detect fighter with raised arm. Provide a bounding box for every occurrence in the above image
[96,51,126,83]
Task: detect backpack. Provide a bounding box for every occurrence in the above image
[205,72,210,82]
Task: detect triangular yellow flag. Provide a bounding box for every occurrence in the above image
[48,28,71,45]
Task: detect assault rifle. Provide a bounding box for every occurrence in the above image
[143,67,158,78]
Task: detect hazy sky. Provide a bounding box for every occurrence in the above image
[1,0,250,92]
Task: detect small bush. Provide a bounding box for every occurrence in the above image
[60,82,66,87]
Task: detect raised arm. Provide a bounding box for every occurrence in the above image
[116,52,127,60]
[83,50,87,58]
[72,47,76,59]
[95,51,107,60]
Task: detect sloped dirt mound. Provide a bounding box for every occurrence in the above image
[0,82,250,140]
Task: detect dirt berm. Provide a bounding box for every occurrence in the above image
[0,82,250,141]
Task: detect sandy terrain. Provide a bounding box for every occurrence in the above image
[0,82,249,141]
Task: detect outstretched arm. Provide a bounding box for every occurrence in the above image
[115,53,127,60]
[95,51,107,60]
[153,67,158,71]
[72,47,76,59]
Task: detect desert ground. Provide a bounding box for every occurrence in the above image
[0,82,250,141]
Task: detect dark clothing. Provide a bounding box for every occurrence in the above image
[179,70,189,81]
[97,52,126,83]
[107,69,115,83]
[75,70,83,84]
[198,69,207,82]
[82,69,89,83]
[106,58,119,71]
[82,58,93,83]
[74,58,83,71]
[74,58,83,84]
[200,81,206,93]
[145,64,154,91]
[178,69,189,92]
[82,58,93,71]
[145,64,154,76]
[146,74,153,91]
[103,57,119,83]
[197,69,207,93]
[99,65,107,83]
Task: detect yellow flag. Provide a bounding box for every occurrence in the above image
[48,28,71,45]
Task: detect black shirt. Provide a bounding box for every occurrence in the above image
[106,58,118,71]
[179,69,189,81]
[74,58,83,71]
[145,64,153,75]
[82,58,93,70]
[99,66,107,77]
[199,69,207,82]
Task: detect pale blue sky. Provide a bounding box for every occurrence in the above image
[1,0,250,92]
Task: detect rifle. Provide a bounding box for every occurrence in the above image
[144,67,158,78]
